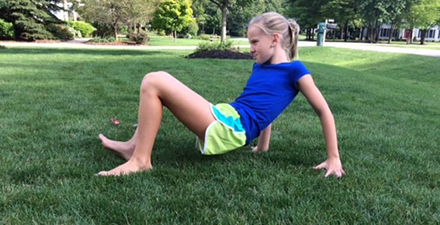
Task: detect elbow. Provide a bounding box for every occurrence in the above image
[315,107,333,119]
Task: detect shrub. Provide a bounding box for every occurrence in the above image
[47,24,75,40]
[67,21,95,37]
[157,30,166,36]
[196,34,211,40]
[195,40,236,52]
[128,30,149,45]
[0,19,14,40]
[91,22,113,38]
[187,22,199,36]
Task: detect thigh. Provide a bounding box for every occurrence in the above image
[147,72,216,139]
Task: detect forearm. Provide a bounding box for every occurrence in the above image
[257,123,272,151]
[319,110,339,158]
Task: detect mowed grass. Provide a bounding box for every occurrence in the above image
[147,32,249,46]
[1,47,439,224]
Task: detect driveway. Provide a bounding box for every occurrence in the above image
[1,39,439,58]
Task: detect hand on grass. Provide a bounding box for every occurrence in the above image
[251,146,268,153]
[314,157,345,178]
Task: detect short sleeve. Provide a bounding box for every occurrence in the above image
[290,61,310,86]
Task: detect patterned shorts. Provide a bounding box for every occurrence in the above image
[196,103,247,155]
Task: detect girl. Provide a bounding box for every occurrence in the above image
[98,12,345,178]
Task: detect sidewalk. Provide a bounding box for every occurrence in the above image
[1,39,439,57]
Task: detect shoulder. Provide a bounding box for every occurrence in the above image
[289,60,309,73]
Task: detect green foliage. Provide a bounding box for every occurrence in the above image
[91,22,114,38]
[88,37,117,43]
[47,24,75,40]
[195,40,235,52]
[152,0,195,38]
[407,0,440,29]
[0,19,14,39]
[196,34,211,40]
[187,21,199,36]
[0,0,64,40]
[227,0,285,37]
[67,21,96,37]
[284,0,330,29]
[79,0,158,39]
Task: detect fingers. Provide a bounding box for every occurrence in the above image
[324,169,345,178]
[313,162,326,170]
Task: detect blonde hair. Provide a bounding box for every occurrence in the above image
[249,12,300,60]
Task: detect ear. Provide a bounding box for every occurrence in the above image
[272,33,281,47]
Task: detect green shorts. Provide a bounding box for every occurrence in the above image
[196,103,247,155]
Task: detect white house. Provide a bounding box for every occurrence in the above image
[377,24,440,42]
[52,1,82,21]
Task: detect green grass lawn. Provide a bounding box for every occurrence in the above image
[148,32,249,46]
[1,47,439,224]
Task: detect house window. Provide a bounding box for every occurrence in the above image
[393,29,399,38]
[380,28,390,37]
[428,29,435,38]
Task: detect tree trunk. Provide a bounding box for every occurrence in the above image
[420,29,426,45]
[388,23,395,44]
[359,27,364,41]
[113,24,118,40]
[369,26,374,43]
[63,0,68,21]
[409,28,414,44]
[374,21,380,43]
[344,21,348,42]
[220,0,227,43]
[306,29,312,40]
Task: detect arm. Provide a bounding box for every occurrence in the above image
[252,123,272,152]
[297,75,345,178]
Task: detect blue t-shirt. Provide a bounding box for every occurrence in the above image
[230,61,310,145]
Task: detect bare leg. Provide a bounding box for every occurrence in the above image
[97,71,215,176]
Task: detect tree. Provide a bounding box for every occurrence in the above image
[381,0,412,44]
[284,0,331,41]
[126,0,159,34]
[227,0,285,37]
[405,0,440,44]
[358,0,394,43]
[80,0,157,39]
[204,0,254,42]
[321,0,358,42]
[152,0,194,41]
[0,0,65,41]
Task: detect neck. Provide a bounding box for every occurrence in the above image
[267,48,289,65]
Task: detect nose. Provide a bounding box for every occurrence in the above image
[250,46,255,53]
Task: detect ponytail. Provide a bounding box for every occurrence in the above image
[287,19,300,60]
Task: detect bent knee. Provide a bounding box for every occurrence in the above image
[141,71,171,92]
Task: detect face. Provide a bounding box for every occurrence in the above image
[247,25,275,65]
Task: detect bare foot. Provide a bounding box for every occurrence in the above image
[99,134,135,160]
[96,160,152,176]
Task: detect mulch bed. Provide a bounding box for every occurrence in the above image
[187,50,253,60]
[86,41,141,45]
